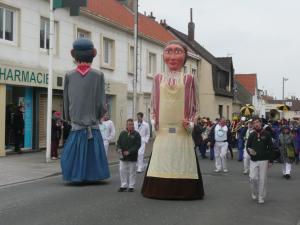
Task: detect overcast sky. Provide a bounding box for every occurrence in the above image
[139,0,300,99]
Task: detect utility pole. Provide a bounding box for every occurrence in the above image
[132,0,138,118]
[282,77,288,100]
[46,0,55,162]
[282,76,288,119]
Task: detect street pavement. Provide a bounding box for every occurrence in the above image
[0,150,300,225]
[0,141,153,187]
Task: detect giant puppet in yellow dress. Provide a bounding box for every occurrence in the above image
[141,41,204,199]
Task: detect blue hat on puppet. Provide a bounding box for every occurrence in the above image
[71,38,97,63]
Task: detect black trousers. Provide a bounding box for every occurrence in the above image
[14,131,22,151]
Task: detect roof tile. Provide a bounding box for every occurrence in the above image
[85,0,176,43]
[234,74,257,96]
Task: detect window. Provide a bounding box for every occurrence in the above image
[226,105,229,119]
[147,51,157,76]
[161,54,166,73]
[184,66,188,74]
[57,77,63,87]
[40,17,58,53]
[40,18,50,49]
[101,36,115,69]
[128,45,134,74]
[217,70,230,91]
[0,6,14,41]
[77,28,91,39]
[218,105,223,118]
[191,68,197,75]
[127,97,133,119]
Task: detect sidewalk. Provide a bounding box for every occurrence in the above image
[0,141,153,187]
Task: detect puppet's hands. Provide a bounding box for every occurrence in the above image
[182,119,193,134]
[182,119,190,129]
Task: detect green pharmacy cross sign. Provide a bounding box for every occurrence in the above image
[53,0,87,16]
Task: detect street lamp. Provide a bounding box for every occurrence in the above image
[282,77,288,100]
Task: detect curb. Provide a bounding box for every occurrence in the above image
[0,156,151,188]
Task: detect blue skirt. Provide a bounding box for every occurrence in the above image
[61,129,110,182]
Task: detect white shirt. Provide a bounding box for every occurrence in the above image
[99,120,115,143]
[134,120,150,144]
[214,124,228,142]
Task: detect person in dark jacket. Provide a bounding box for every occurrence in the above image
[117,119,141,192]
[279,126,296,179]
[51,111,62,160]
[237,118,247,161]
[226,119,234,159]
[246,116,273,204]
[192,116,206,158]
[13,106,24,153]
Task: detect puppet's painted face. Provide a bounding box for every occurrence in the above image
[163,44,186,72]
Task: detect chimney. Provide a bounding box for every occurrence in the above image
[148,12,156,20]
[188,8,195,41]
[160,19,167,28]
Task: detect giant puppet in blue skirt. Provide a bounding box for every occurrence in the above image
[61,38,110,182]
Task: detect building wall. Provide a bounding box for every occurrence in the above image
[252,89,266,117]
[264,103,300,120]
[0,85,6,156]
[198,58,214,117]
[0,0,169,154]
[233,103,241,115]
[197,57,233,119]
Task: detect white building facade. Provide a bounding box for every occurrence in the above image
[0,0,175,156]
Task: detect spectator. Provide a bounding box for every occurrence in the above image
[192,116,206,159]
[51,111,62,160]
[134,112,150,173]
[279,126,296,179]
[117,119,141,192]
[208,117,231,173]
[13,105,24,154]
[99,113,116,157]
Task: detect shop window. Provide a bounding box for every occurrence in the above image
[5,86,25,150]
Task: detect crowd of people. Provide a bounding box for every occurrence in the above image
[192,116,299,168]
[191,115,299,203]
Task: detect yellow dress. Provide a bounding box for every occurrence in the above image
[142,73,204,199]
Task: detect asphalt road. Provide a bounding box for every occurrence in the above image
[1,158,300,225]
